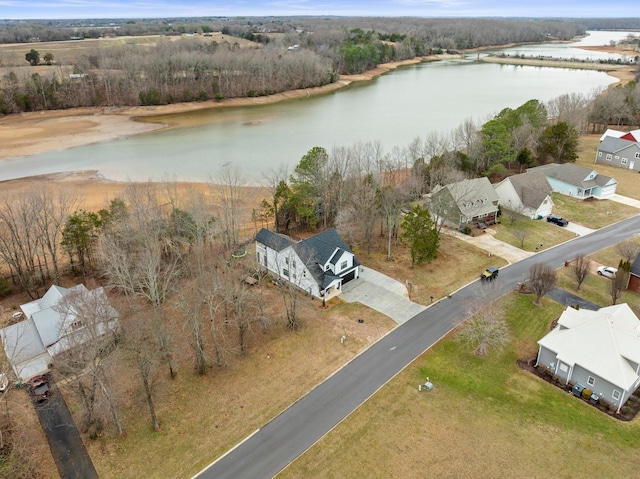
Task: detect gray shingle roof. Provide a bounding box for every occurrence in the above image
[528,163,614,189]
[506,171,552,210]
[599,136,638,154]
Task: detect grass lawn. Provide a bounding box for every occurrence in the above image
[493,215,574,252]
[356,234,507,304]
[551,192,639,229]
[556,237,640,316]
[83,296,396,479]
[278,294,640,478]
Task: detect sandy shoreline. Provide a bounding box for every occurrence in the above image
[0,55,436,163]
[0,46,635,207]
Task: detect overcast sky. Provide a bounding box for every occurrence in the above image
[1,0,637,20]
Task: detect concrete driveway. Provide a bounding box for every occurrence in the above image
[341,267,426,324]
[563,221,594,237]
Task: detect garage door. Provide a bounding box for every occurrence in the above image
[342,269,356,284]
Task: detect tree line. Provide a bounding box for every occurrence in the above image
[0,17,591,114]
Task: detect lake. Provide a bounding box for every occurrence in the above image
[0,31,628,183]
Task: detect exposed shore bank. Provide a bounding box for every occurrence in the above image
[0,46,635,209]
[0,55,440,162]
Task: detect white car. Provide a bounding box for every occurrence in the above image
[597,266,617,279]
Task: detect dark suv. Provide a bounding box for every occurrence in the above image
[547,215,568,227]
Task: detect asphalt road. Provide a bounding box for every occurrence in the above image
[195,215,640,479]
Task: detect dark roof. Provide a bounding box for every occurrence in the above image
[631,254,640,278]
[256,228,359,291]
[255,228,295,251]
[293,228,354,265]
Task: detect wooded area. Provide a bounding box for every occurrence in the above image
[0,17,590,113]
[1,16,640,477]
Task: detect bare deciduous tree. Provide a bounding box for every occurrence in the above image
[616,240,640,263]
[512,228,530,248]
[121,304,162,431]
[572,254,591,291]
[528,263,557,305]
[53,285,122,435]
[457,282,510,356]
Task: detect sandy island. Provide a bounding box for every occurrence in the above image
[0,47,635,208]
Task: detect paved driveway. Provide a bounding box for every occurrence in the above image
[341,267,426,324]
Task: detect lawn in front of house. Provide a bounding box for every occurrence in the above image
[278,293,640,479]
[556,238,640,316]
[356,234,508,304]
[551,192,639,229]
[493,214,575,252]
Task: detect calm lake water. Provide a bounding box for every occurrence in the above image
[0,31,629,183]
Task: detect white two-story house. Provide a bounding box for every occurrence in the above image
[255,228,360,299]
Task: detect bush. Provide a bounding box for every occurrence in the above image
[0,276,11,298]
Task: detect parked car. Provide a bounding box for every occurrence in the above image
[28,375,51,402]
[597,266,617,279]
[480,266,499,281]
[547,215,568,227]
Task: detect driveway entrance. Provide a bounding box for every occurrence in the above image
[341,267,427,324]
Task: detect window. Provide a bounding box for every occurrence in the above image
[606,153,612,161]
[559,363,568,373]
[612,389,621,400]
[598,151,602,157]
[622,158,628,165]
[292,259,296,269]
[587,376,595,387]
[282,268,289,278]
[635,152,640,159]
[614,155,620,160]
[341,260,348,270]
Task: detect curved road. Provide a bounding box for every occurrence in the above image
[195,215,640,479]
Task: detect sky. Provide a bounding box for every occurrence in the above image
[1,0,638,20]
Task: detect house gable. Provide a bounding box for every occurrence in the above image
[1,284,119,381]
[431,177,499,226]
[527,163,616,199]
[255,228,360,298]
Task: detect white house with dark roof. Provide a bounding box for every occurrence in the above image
[527,163,617,199]
[255,228,360,299]
[536,304,640,413]
[493,171,554,219]
[0,284,118,382]
[596,136,640,172]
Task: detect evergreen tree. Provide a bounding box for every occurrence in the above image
[400,205,439,267]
